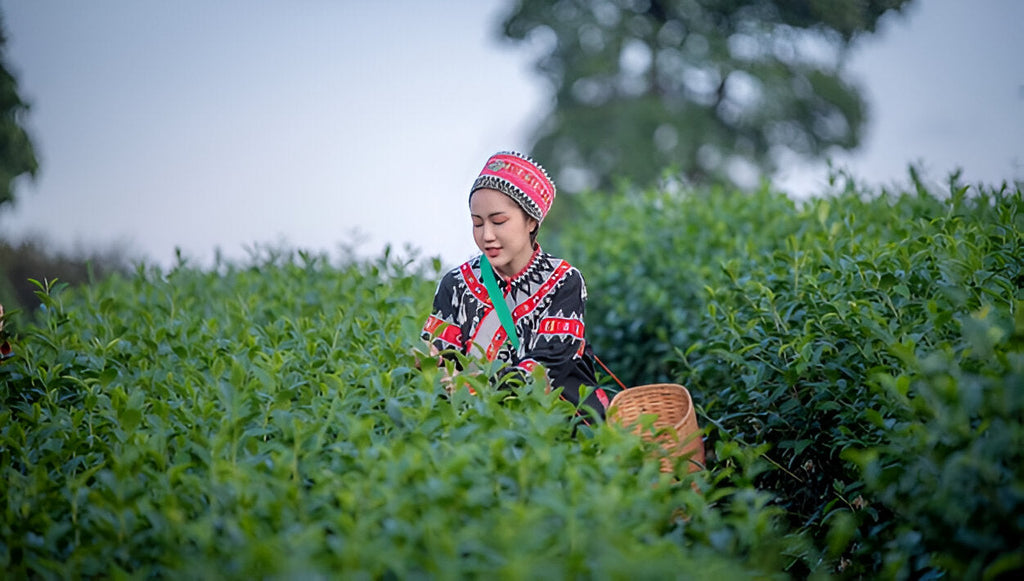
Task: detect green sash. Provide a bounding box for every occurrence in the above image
[479,255,521,351]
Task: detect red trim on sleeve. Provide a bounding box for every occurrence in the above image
[424,315,463,349]
[537,317,585,340]
[518,359,539,373]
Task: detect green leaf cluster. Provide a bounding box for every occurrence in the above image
[553,171,1024,577]
[1,247,803,578]
[5,174,1020,578]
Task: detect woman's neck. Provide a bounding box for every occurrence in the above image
[494,244,539,280]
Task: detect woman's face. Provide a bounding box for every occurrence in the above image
[470,188,538,279]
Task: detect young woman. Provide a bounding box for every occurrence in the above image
[421,151,610,418]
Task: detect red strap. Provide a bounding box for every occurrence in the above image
[594,355,627,391]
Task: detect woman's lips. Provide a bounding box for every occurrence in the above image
[485,248,501,258]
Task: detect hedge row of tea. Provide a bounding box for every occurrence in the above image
[553,175,1023,578]
[2,250,795,578]
[2,178,1021,579]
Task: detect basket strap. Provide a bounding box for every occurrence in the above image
[480,257,624,394]
[594,355,627,391]
[480,255,520,351]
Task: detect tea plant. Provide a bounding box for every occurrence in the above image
[553,173,1023,577]
[848,304,1023,579]
[1,247,801,578]
[5,173,1020,578]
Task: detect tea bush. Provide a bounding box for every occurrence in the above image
[1,247,806,578]
[553,173,1023,577]
[4,175,1021,579]
[849,305,1023,579]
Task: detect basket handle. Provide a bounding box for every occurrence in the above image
[594,355,628,391]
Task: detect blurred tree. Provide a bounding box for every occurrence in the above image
[501,0,914,193]
[1,9,38,210]
[0,237,132,320]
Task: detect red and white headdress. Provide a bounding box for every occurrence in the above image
[470,151,556,222]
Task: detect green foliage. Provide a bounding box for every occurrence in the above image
[0,10,39,209]
[5,175,1020,578]
[500,0,913,192]
[0,247,806,578]
[553,172,1023,577]
[847,306,1024,579]
[0,237,133,320]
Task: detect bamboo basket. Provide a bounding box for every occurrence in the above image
[606,383,705,474]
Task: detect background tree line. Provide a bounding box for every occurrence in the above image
[1,11,128,320]
[1,1,914,314]
[500,0,913,200]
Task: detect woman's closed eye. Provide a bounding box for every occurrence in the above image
[473,218,507,228]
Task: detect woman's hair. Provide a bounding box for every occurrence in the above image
[517,204,540,246]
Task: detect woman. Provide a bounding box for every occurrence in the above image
[422,151,610,418]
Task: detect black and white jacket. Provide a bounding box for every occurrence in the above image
[422,246,608,416]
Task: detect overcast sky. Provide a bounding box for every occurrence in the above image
[1,0,1021,269]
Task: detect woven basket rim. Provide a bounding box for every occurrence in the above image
[607,383,695,429]
[609,383,689,401]
[608,384,692,409]
[605,383,704,472]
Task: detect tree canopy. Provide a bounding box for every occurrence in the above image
[1,10,38,210]
[501,0,914,193]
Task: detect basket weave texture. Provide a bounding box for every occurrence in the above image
[607,383,705,473]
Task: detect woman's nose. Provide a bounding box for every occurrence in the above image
[481,223,496,241]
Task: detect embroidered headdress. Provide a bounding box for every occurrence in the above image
[470,151,556,222]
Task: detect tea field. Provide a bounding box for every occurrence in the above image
[2,175,1022,579]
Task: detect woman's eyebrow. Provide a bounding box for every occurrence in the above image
[471,211,509,219]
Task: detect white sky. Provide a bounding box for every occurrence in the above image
[1,0,1021,270]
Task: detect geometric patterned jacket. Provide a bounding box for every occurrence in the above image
[422,246,609,417]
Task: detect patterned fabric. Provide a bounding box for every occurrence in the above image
[470,151,555,222]
[423,247,609,417]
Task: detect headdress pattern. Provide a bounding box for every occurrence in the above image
[470,151,556,222]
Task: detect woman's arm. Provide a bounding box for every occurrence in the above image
[517,268,606,415]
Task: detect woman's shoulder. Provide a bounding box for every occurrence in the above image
[538,251,585,279]
[535,251,587,297]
